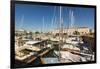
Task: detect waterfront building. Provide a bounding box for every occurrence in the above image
[51,27,90,35]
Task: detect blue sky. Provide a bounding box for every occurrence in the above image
[15,4,95,32]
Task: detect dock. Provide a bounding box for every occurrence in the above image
[21,48,52,64]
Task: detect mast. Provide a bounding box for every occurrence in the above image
[40,17,44,39]
[69,10,75,35]
[51,6,56,34]
[42,16,44,33]
[58,6,63,61]
[70,10,74,28]
[70,10,78,35]
[20,15,24,30]
[18,15,24,47]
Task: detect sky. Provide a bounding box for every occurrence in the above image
[15,4,95,32]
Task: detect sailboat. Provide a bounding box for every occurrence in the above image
[54,6,84,63]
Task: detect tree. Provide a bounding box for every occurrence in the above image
[29,32,33,35]
[63,33,67,35]
[73,31,80,35]
[55,33,59,36]
[35,31,40,34]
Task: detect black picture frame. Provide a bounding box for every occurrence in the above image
[11,1,97,68]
